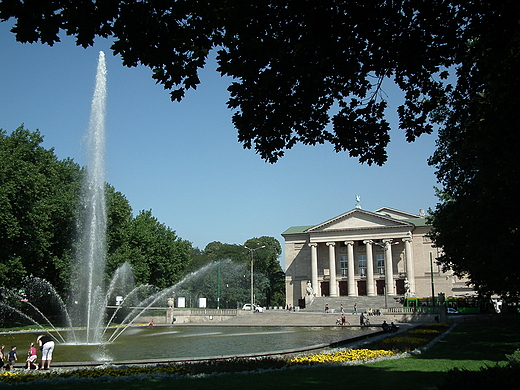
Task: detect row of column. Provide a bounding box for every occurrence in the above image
[309,238,415,297]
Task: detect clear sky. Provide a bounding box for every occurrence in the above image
[0,22,439,263]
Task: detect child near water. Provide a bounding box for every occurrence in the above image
[8,345,17,370]
[25,342,38,370]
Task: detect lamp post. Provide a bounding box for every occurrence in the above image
[242,244,265,312]
[430,252,435,307]
[217,258,221,309]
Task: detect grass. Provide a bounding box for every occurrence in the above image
[2,323,519,390]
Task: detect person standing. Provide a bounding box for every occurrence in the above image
[25,342,38,370]
[360,312,365,326]
[353,303,358,314]
[0,345,5,371]
[37,335,55,370]
[7,345,17,371]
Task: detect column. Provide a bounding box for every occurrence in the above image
[326,242,338,297]
[345,241,356,296]
[383,239,395,295]
[364,240,375,296]
[309,242,319,296]
[402,238,415,295]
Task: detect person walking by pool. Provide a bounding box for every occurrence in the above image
[25,342,38,370]
[37,335,55,370]
[7,345,17,371]
[0,345,5,371]
[340,304,344,314]
[359,312,365,326]
[353,303,358,314]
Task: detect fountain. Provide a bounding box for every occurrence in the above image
[72,50,109,344]
[0,51,176,346]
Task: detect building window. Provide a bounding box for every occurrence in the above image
[340,255,348,276]
[376,254,385,274]
[358,255,367,275]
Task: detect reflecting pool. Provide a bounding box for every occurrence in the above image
[1,325,375,364]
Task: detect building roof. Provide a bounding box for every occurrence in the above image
[281,208,429,236]
[281,226,314,235]
[402,218,429,227]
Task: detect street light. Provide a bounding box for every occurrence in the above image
[217,258,221,309]
[242,244,265,312]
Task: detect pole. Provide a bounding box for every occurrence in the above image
[250,250,254,312]
[384,286,388,309]
[217,258,221,309]
[430,252,435,306]
[242,244,265,313]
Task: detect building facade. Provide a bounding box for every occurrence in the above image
[282,207,472,306]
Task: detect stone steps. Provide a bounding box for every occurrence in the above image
[303,295,403,313]
[223,310,392,327]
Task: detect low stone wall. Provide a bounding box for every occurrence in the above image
[137,308,239,324]
[382,313,440,323]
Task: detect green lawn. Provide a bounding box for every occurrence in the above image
[5,323,520,390]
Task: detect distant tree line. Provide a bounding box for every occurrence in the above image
[0,126,285,313]
[181,237,285,309]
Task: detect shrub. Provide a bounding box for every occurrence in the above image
[439,348,520,389]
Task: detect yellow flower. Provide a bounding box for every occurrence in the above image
[290,348,394,364]
[1,371,19,377]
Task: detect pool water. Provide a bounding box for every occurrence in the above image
[1,325,374,363]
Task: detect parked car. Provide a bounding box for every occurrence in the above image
[447,307,459,314]
[242,304,264,312]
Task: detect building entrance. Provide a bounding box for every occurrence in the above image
[357,280,367,295]
[376,280,385,295]
[339,281,348,296]
[320,281,330,296]
[396,279,406,295]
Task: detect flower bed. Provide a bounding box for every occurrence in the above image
[290,348,394,364]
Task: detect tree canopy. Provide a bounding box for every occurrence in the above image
[3,1,520,297]
[0,126,82,292]
[0,126,193,296]
[0,0,480,165]
[427,5,520,297]
[202,237,285,307]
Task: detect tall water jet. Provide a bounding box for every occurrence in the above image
[71,51,108,343]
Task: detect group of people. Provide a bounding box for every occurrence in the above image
[366,308,381,316]
[0,335,55,372]
[381,320,399,333]
[326,303,382,316]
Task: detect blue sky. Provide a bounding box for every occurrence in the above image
[0,22,439,262]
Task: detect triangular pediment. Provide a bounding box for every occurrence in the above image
[306,209,413,233]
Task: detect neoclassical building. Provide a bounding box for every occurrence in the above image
[282,207,472,306]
